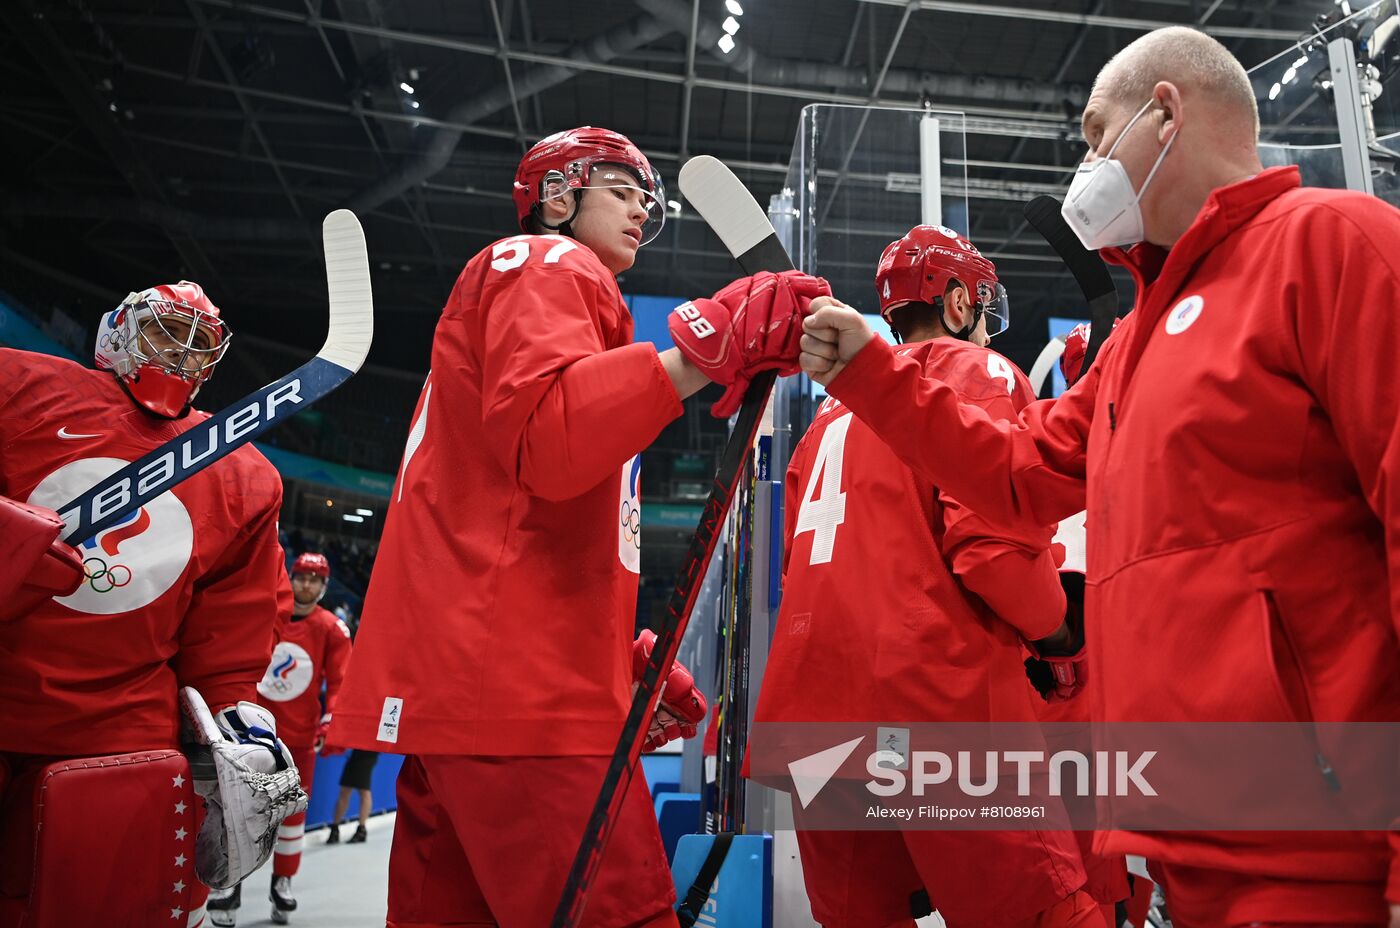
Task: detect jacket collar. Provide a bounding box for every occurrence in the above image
[1085,166,1301,400]
[1099,165,1301,298]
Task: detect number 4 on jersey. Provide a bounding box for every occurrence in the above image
[793,412,853,565]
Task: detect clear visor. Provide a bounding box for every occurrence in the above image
[544,160,668,246]
[131,299,230,382]
[978,282,1010,339]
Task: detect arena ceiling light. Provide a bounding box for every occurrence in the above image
[400,81,415,94]
[722,15,741,34]
[343,514,365,523]
[717,32,736,53]
[726,0,744,14]
[356,508,374,516]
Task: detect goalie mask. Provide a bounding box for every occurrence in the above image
[95,281,231,418]
[876,225,1009,342]
[512,126,667,245]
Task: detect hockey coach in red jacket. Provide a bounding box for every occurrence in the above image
[798,26,1400,928]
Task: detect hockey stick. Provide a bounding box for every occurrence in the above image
[551,155,793,927]
[1027,336,1068,397]
[57,210,373,545]
[1023,196,1117,383]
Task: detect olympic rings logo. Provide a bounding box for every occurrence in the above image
[620,500,641,549]
[83,556,132,593]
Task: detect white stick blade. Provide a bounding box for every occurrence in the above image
[319,209,374,372]
[678,156,773,259]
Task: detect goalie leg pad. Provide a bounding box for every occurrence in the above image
[0,751,200,928]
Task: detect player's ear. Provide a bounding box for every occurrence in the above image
[540,188,574,224]
[944,284,969,329]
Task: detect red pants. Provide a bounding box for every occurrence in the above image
[386,755,677,928]
[794,828,1098,928]
[1151,861,1390,927]
[273,745,317,878]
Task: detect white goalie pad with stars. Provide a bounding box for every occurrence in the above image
[180,686,308,889]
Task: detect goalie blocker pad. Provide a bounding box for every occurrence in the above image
[0,751,200,928]
[0,496,84,624]
[180,686,308,889]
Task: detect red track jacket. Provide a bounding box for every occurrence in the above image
[825,167,1400,904]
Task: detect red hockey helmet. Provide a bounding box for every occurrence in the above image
[512,127,667,245]
[95,281,230,418]
[292,552,331,580]
[875,225,1009,339]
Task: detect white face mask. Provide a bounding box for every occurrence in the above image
[1062,98,1176,251]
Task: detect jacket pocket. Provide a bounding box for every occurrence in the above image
[1259,587,1341,792]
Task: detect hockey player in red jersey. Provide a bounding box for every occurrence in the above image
[206,552,352,926]
[751,226,1102,928]
[0,282,304,928]
[331,126,828,927]
[799,26,1400,928]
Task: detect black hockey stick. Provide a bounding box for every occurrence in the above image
[551,155,792,927]
[1023,195,1117,384]
[56,210,373,545]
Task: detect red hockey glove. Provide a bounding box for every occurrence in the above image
[633,629,709,753]
[1024,601,1087,703]
[314,714,346,754]
[669,270,832,418]
[0,496,85,623]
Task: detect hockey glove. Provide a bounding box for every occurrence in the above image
[1024,601,1088,703]
[0,496,85,622]
[180,686,308,889]
[669,270,832,418]
[314,713,345,754]
[633,629,709,752]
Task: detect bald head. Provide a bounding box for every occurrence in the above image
[1095,26,1259,141]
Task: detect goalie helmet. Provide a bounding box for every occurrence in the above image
[95,281,231,418]
[512,126,667,245]
[875,225,1009,340]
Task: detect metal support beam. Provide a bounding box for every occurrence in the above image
[2,0,220,284]
[855,0,1299,40]
[1328,37,1376,195]
[186,0,306,220]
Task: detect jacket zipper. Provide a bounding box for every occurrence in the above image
[1263,589,1341,792]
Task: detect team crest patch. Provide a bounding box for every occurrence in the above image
[1165,295,1205,335]
[258,642,314,701]
[28,457,194,615]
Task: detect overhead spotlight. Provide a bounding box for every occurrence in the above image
[355,508,374,516]
[725,0,744,14]
[1282,66,1297,84]
[1291,54,1309,69]
[342,514,365,523]
[410,100,421,109]
[717,33,736,53]
[1269,82,1282,101]
[667,199,681,211]
[400,81,416,94]
[722,15,741,34]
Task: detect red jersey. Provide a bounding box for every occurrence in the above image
[333,235,683,755]
[0,349,290,756]
[257,604,351,747]
[825,169,1400,899]
[754,338,1065,727]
